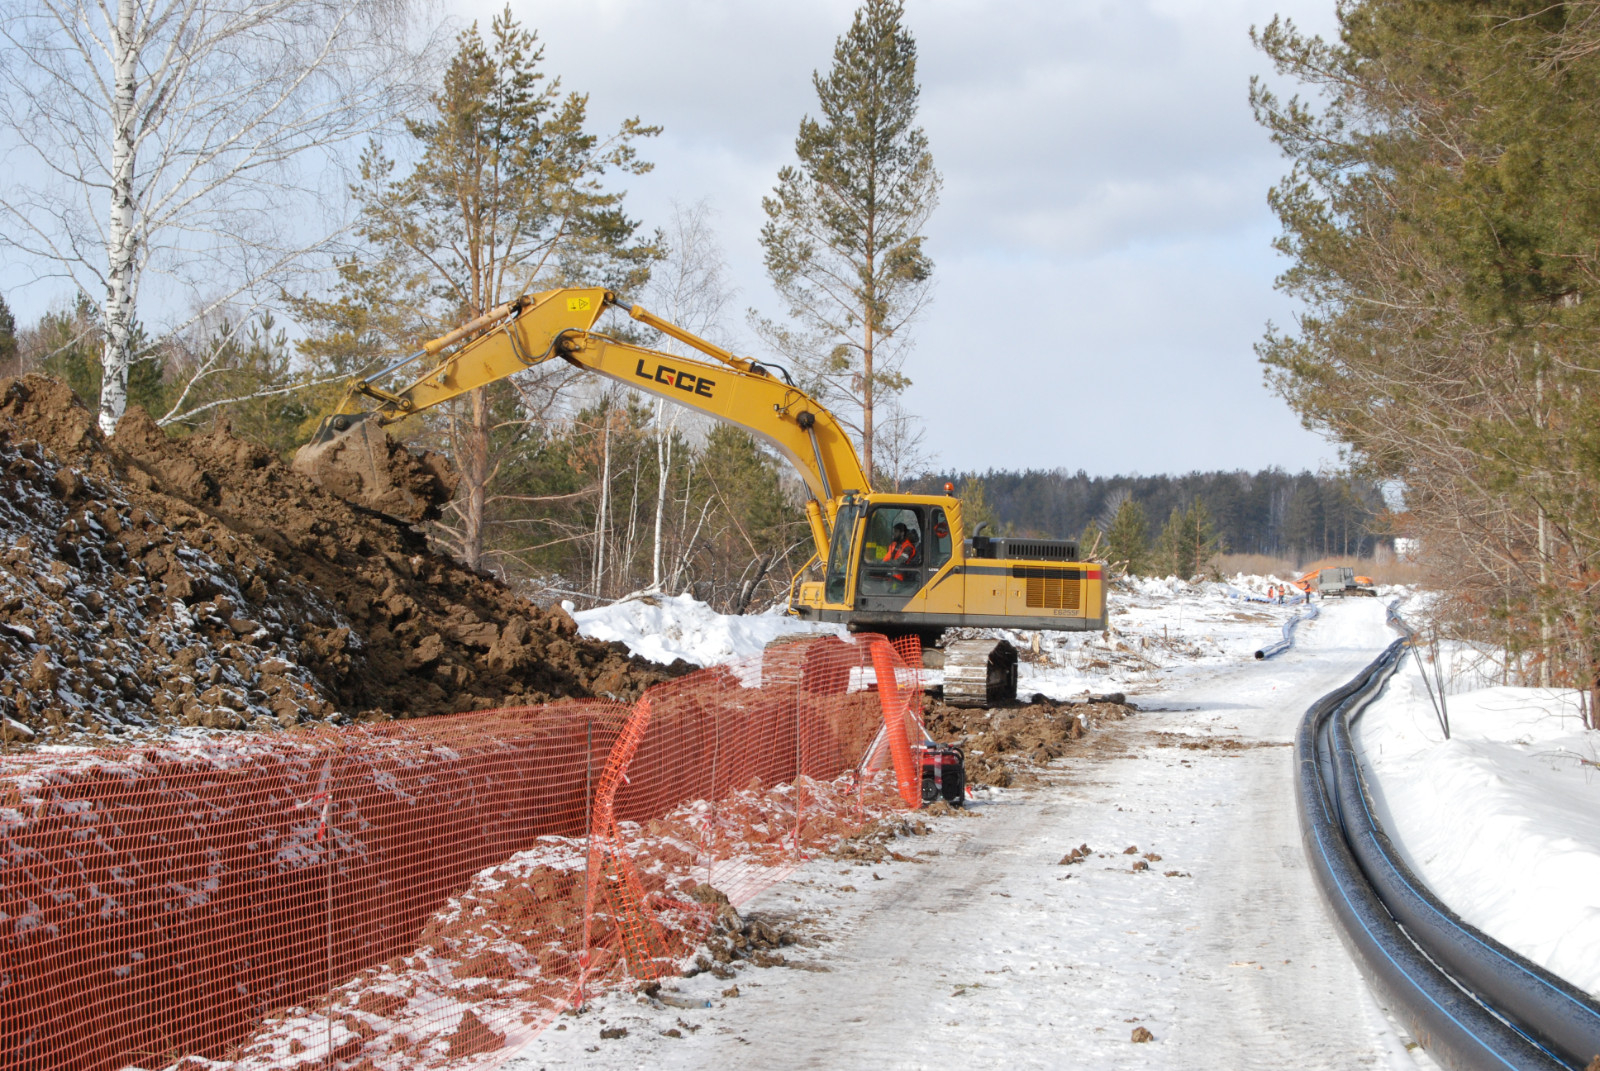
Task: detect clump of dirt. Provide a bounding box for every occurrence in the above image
[0,375,689,742]
[1058,843,1091,865]
[290,415,458,524]
[686,890,803,976]
[830,813,930,864]
[922,695,1134,786]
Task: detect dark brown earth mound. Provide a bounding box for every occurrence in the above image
[290,414,459,524]
[922,695,1134,786]
[0,375,689,743]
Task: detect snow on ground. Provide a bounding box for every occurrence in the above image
[1356,662,1600,997]
[570,574,1354,697]
[568,593,844,667]
[505,598,1438,1070]
[1010,574,1320,701]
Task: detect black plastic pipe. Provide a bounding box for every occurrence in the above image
[1328,649,1600,1069]
[1255,602,1319,660]
[1296,640,1571,1070]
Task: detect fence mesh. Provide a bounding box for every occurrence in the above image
[1,632,926,1071]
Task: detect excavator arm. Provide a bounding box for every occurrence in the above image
[297,287,869,556]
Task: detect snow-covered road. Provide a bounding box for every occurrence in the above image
[510,600,1431,1070]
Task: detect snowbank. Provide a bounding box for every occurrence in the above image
[1356,668,1600,996]
[570,578,1332,707]
[569,592,844,667]
[1007,575,1325,700]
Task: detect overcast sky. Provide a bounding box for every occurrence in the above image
[462,0,1346,478]
[3,0,1345,479]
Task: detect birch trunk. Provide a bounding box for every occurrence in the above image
[99,0,140,436]
[1536,368,1552,688]
[592,410,611,597]
[651,400,671,591]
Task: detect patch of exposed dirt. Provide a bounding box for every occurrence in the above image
[678,883,821,977]
[921,695,1135,787]
[829,813,931,864]
[0,375,690,742]
[1148,732,1290,751]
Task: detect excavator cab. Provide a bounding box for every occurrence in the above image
[796,491,1103,705]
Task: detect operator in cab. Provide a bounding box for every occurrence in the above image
[884,522,918,566]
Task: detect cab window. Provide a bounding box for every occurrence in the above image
[928,507,952,569]
[824,502,861,603]
[859,506,923,596]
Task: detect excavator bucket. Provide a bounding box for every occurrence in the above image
[292,413,459,524]
[942,639,1019,708]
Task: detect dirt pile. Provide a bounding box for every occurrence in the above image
[290,414,458,524]
[683,884,800,974]
[0,374,688,743]
[922,695,1134,786]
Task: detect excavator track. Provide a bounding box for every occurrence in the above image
[941,639,1019,708]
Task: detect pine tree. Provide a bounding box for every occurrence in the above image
[698,426,796,612]
[31,296,165,417]
[959,477,999,537]
[756,0,940,486]
[0,295,16,377]
[296,7,658,569]
[164,316,307,454]
[1251,3,1600,692]
[1103,497,1151,575]
[1158,500,1221,580]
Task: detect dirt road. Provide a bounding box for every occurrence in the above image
[510,600,1435,1070]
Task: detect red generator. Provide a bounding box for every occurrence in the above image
[920,744,966,807]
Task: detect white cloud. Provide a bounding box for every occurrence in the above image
[2,0,1346,477]
[492,0,1343,476]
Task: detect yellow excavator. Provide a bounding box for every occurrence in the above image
[294,287,1108,706]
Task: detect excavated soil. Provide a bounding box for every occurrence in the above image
[921,695,1136,787]
[0,375,689,743]
[290,415,458,524]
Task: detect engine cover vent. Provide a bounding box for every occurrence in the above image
[1011,565,1082,610]
[992,538,1079,561]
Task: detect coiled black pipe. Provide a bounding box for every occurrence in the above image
[1296,640,1577,1070]
[1328,647,1600,1068]
[1255,602,1320,660]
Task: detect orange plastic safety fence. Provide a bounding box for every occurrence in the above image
[578,632,925,986]
[0,633,924,1071]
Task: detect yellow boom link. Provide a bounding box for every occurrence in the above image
[339,287,867,560]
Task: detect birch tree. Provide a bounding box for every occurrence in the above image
[640,200,734,590]
[0,0,431,435]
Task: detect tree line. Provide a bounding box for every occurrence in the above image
[913,468,1389,574]
[1254,1,1600,704]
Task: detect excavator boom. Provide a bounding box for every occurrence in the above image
[295,287,867,554]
